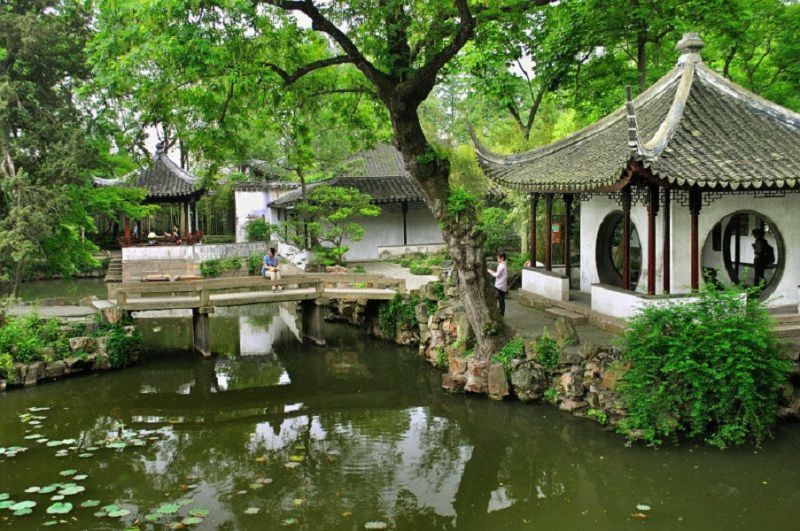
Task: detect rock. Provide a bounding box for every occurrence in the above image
[64,357,87,372]
[95,353,111,370]
[558,345,582,366]
[559,370,585,399]
[101,306,123,324]
[448,355,469,376]
[559,399,588,412]
[487,363,509,400]
[69,336,93,352]
[442,372,466,392]
[44,360,66,379]
[464,359,489,394]
[778,342,800,362]
[583,361,602,380]
[94,336,108,357]
[0,379,5,391]
[24,361,44,386]
[579,342,600,360]
[13,363,27,385]
[509,361,549,402]
[554,317,579,346]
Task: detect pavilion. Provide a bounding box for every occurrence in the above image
[94,142,206,246]
[473,33,800,321]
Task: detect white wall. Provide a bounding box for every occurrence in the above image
[522,268,569,301]
[123,241,271,263]
[234,191,268,243]
[579,192,800,309]
[346,202,444,261]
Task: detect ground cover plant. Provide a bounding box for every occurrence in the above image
[618,286,789,448]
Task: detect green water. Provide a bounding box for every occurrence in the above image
[17,278,108,303]
[1,304,799,530]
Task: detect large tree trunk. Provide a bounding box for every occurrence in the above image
[390,104,513,365]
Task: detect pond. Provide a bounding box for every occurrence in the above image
[1,303,799,530]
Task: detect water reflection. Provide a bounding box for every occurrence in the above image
[0,305,799,530]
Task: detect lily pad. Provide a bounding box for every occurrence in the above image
[284,462,301,469]
[43,521,58,526]
[248,483,263,490]
[364,522,388,530]
[281,518,298,526]
[46,502,73,515]
[145,513,161,522]
[108,508,131,518]
[50,495,65,501]
[93,511,107,518]
[0,493,9,501]
[58,486,85,496]
[23,434,43,440]
[78,453,94,458]
[0,501,15,510]
[10,501,37,511]
[288,455,304,462]
[73,474,88,481]
[292,498,306,507]
[157,503,181,515]
[244,507,260,515]
[59,469,77,477]
[80,500,101,508]
[106,442,127,449]
[178,498,193,506]
[102,504,120,513]
[39,485,59,494]
[182,517,204,525]
[24,487,40,493]
[636,504,652,511]
[12,508,33,516]
[189,507,210,518]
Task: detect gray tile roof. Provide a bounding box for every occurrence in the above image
[474,34,800,192]
[94,148,204,200]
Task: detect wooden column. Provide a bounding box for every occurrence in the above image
[689,189,702,290]
[180,203,188,235]
[123,215,132,243]
[545,193,554,271]
[529,193,539,266]
[662,188,671,294]
[621,186,632,290]
[563,194,573,288]
[647,185,658,295]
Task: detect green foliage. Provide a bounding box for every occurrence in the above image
[618,286,789,448]
[288,186,381,266]
[0,352,13,382]
[435,348,447,369]
[378,295,419,338]
[200,258,242,278]
[480,207,519,255]
[100,324,141,369]
[247,253,265,276]
[244,219,273,242]
[353,265,366,274]
[587,408,608,426]
[409,263,433,276]
[543,388,559,402]
[536,329,559,369]
[492,336,526,372]
[0,314,68,364]
[447,186,478,218]
[430,282,445,301]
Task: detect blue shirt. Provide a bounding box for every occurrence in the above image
[263,255,278,268]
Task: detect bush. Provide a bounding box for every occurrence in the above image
[409,263,432,275]
[480,207,519,255]
[102,324,141,369]
[493,336,526,372]
[0,315,71,364]
[536,328,558,369]
[247,253,264,275]
[244,218,272,242]
[200,258,242,277]
[618,286,790,448]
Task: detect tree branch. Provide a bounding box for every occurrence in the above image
[265,55,352,86]
[310,87,377,98]
[261,1,395,94]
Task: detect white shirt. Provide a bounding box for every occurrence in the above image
[492,262,508,292]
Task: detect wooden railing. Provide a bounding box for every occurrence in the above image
[114,274,406,310]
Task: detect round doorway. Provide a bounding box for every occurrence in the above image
[702,211,784,297]
[596,211,641,289]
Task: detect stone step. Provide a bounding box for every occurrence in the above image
[772,313,800,325]
[774,325,800,338]
[545,307,588,325]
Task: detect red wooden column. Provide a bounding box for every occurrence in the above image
[662,188,671,294]
[647,185,658,295]
[621,186,632,290]
[689,189,702,290]
[123,215,132,245]
[564,194,573,288]
[529,193,539,267]
[545,193,554,271]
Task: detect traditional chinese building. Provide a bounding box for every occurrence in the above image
[473,33,800,325]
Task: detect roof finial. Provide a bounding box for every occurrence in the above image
[155,141,165,157]
[624,86,641,154]
[676,32,704,65]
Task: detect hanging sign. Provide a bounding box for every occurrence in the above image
[552,222,562,244]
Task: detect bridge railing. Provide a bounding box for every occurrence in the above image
[114,273,406,308]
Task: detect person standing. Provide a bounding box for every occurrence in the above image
[488,253,508,317]
[262,247,282,290]
[751,228,774,288]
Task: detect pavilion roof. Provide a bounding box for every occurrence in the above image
[94,144,205,201]
[473,33,800,193]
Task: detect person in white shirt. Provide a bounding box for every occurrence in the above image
[487,253,508,317]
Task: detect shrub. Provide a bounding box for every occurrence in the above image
[353,265,366,274]
[480,207,519,255]
[435,347,447,369]
[409,262,432,275]
[618,286,789,448]
[244,218,272,242]
[0,315,71,364]
[200,257,242,277]
[493,336,525,372]
[97,322,142,369]
[587,408,608,426]
[247,253,264,275]
[536,328,559,369]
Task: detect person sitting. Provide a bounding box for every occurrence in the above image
[262,247,282,290]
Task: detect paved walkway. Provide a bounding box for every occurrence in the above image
[6,305,97,319]
[351,262,438,291]
[503,291,619,345]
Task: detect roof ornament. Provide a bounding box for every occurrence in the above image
[676,32,704,66]
[155,141,165,157]
[625,86,641,155]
